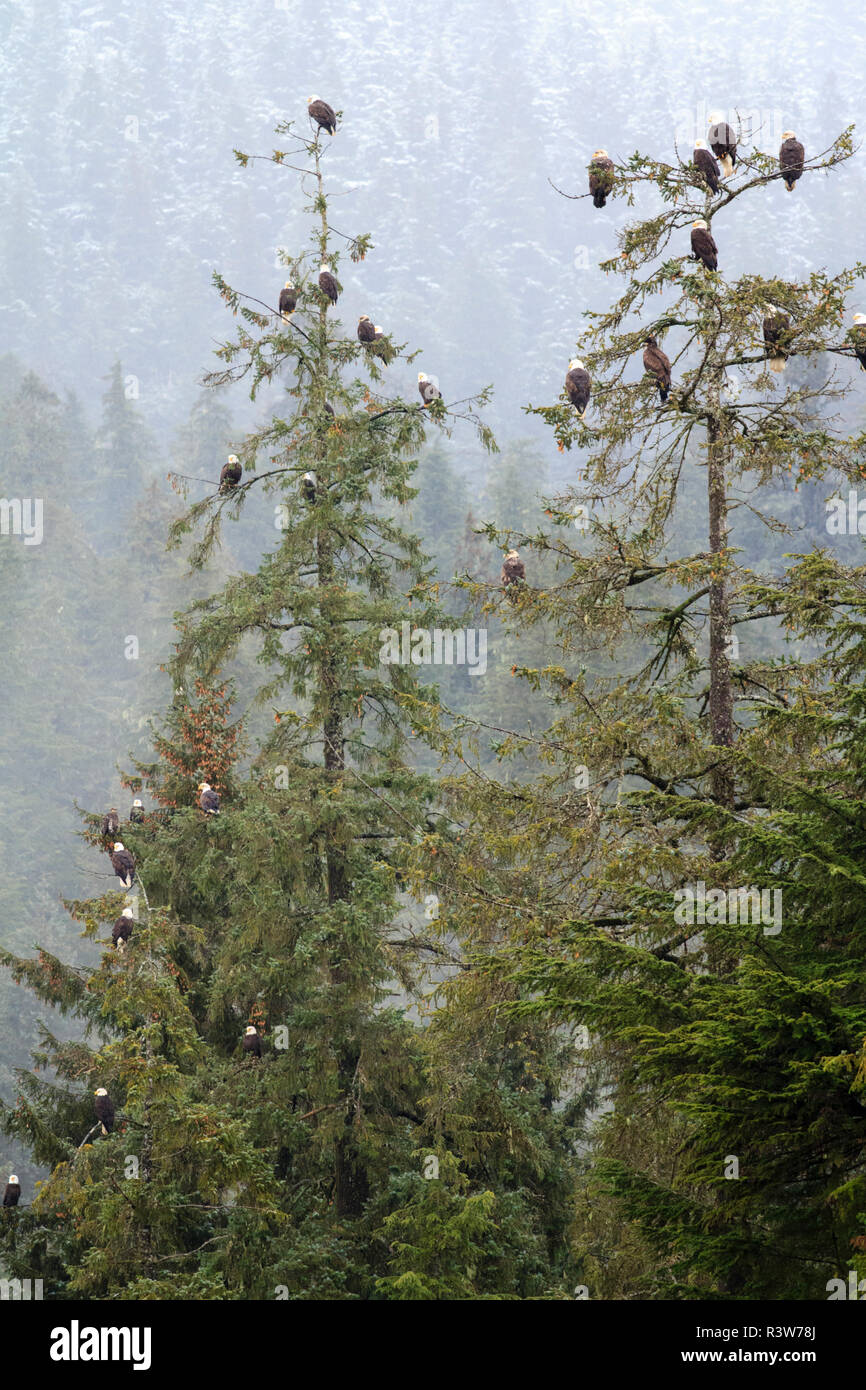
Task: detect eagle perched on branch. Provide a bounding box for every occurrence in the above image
[691,220,718,270]
[501,550,526,602]
[589,150,614,208]
[318,264,340,305]
[565,359,591,418]
[693,139,721,194]
[779,132,805,191]
[707,113,737,177]
[112,907,134,953]
[110,842,135,888]
[220,455,242,493]
[418,372,441,406]
[642,336,672,402]
[279,282,298,320]
[308,97,337,135]
[763,306,791,373]
[94,1088,115,1136]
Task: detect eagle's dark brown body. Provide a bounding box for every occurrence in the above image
[308,99,337,135]
[691,226,718,270]
[565,366,591,416]
[643,337,672,402]
[279,285,298,318]
[95,1093,115,1135]
[501,551,526,602]
[110,847,135,887]
[694,145,721,194]
[589,153,614,208]
[319,269,339,305]
[763,310,791,371]
[112,913,133,950]
[220,458,242,492]
[779,136,805,191]
[708,120,736,175]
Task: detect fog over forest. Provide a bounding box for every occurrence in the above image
[1,0,866,1321]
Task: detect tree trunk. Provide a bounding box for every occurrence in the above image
[706,376,735,812]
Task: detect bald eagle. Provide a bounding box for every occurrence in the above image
[94,1089,115,1136]
[643,336,672,402]
[129,799,144,824]
[243,1026,262,1059]
[318,264,340,305]
[501,550,526,602]
[850,313,866,370]
[358,315,377,344]
[220,454,242,493]
[693,140,721,195]
[763,306,791,373]
[279,282,298,320]
[589,150,614,208]
[301,471,317,503]
[691,220,718,270]
[102,808,119,839]
[779,132,805,191]
[707,114,736,177]
[110,842,135,888]
[199,783,220,815]
[3,1175,20,1208]
[418,372,441,406]
[565,359,591,418]
[308,96,337,135]
[112,907,134,953]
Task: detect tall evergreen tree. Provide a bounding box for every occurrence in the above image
[441,125,866,1297]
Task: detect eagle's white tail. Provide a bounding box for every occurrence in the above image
[770,354,786,374]
[720,155,733,178]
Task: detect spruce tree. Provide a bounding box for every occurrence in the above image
[443,124,866,1296]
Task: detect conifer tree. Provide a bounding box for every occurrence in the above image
[442,124,866,1296]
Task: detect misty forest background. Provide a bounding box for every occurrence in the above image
[2,0,866,1300]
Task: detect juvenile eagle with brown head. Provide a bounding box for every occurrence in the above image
[642,336,672,402]
[501,550,526,602]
